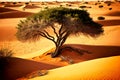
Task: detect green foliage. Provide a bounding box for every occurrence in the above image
[0,48,13,57]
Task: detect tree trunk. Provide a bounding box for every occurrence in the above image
[51,45,61,58]
[51,32,70,58]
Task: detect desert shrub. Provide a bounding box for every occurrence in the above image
[1,2,5,4]
[44,6,48,9]
[0,48,13,58]
[109,8,112,10]
[13,2,17,5]
[79,6,87,8]
[68,4,72,7]
[25,2,29,5]
[88,6,92,8]
[60,56,74,64]
[41,2,45,5]
[107,3,111,6]
[0,48,13,79]
[84,2,88,4]
[99,5,103,8]
[98,16,105,20]
[59,5,63,7]
[95,3,98,5]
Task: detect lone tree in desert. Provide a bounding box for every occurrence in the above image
[16,7,103,58]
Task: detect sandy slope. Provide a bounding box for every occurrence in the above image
[29,56,120,80]
[2,57,60,80]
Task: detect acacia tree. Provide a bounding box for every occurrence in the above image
[16,7,103,58]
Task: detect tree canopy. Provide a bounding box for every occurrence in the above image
[16,7,103,57]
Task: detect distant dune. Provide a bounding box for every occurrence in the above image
[96,19,120,26]
[105,11,120,16]
[0,7,17,13]
[0,11,33,19]
[24,5,41,9]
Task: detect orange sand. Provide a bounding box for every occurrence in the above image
[0,1,120,80]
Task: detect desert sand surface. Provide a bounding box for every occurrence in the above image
[0,1,120,80]
[2,57,60,80]
[2,44,120,80]
[30,55,120,80]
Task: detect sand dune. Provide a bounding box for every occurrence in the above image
[24,5,41,9]
[96,19,120,26]
[2,57,60,80]
[0,11,33,19]
[105,11,120,16]
[0,7,17,13]
[60,44,120,62]
[30,56,120,80]
[2,44,120,80]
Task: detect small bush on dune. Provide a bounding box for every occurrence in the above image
[109,8,112,10]
[0,48,14,79]
[107,3,111,6]
[1,2,5,4]
[95,3,98,5]
[0,48,13,57]
[60,5,63,7]
[84,2,88,4]
[79,6,87,8]
[99,5,103,8]
[98,16,105,20]
[25,2,29,5]
[12,2,17,5]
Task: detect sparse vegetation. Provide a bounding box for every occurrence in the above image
[12,2,17,5]
[25,2,29,5]
[84,2,88,4]
[99,5,103,8]
[109,8,112,10]
[0,48,13,57]
[98,16,105,20]
[95,3,98,5]
[60,55,74,64]
[107,3,111,6]
[16,7,103,58]
[0,48,13,79]
[79,6,87,8]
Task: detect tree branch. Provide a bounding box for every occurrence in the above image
[39,31,56,44]
[51,25,59,38]
[43,30,55,40]
[59,25,63,35]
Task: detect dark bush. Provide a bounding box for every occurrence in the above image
[60,5,63,7]
[1,2,5,4]
[109,8,112,10]
[84,2,88,4]
[13,2,17,5]
[107,3,111,6]
[25,2,29,5]
[0,48,13,79]
[98,16,105,20]
[44,6,48,9]
[79,6,87,8]
[99,5,103,8]
[95,3,98,5]
[0,48,13,57]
